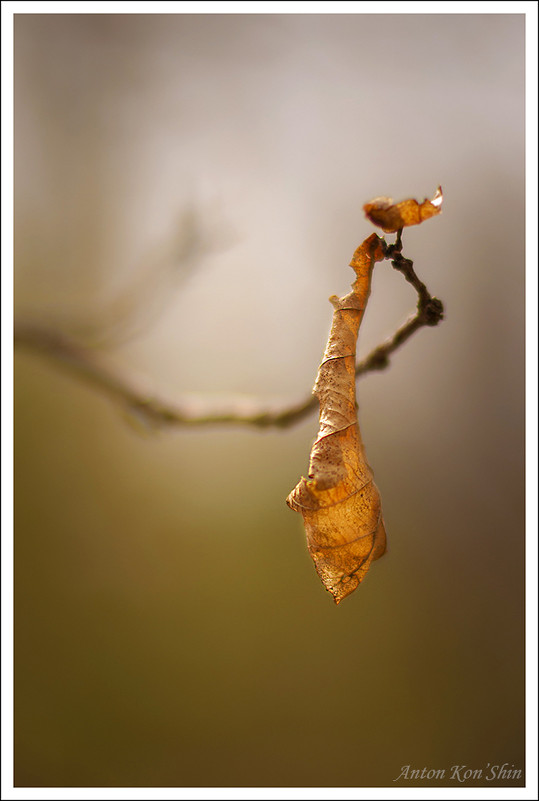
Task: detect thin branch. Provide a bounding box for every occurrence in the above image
[358,231,444,374]
[14,233,444,430]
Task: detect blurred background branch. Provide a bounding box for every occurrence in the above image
[14,234,443,430]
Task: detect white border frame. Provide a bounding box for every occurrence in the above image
[2,3,537,799]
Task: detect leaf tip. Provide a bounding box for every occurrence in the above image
[431,185,443,208]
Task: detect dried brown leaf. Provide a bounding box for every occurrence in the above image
[364,186,443,233]
[287,233,387,604]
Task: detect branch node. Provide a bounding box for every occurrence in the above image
[366,348,390,371]
[419,296,444,326]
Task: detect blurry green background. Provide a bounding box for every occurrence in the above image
[14,14,525,788]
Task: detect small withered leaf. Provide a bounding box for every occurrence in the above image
[364,186,443,233]
[286,233,386,604]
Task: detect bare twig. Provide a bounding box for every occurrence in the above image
[14,232,443,430]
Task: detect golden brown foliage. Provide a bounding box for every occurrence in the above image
[287,190,443,603]
[286,234,387,604]
[364,186,443,233]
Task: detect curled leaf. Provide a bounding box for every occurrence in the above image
[286,233,387,604]
[364,186,443,233]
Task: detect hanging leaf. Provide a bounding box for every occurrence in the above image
[364,186,443,233]
[286,233,387,604]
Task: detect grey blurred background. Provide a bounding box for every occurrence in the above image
[14,14,525,788]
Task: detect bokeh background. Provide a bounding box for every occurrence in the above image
[14,13,525,788]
